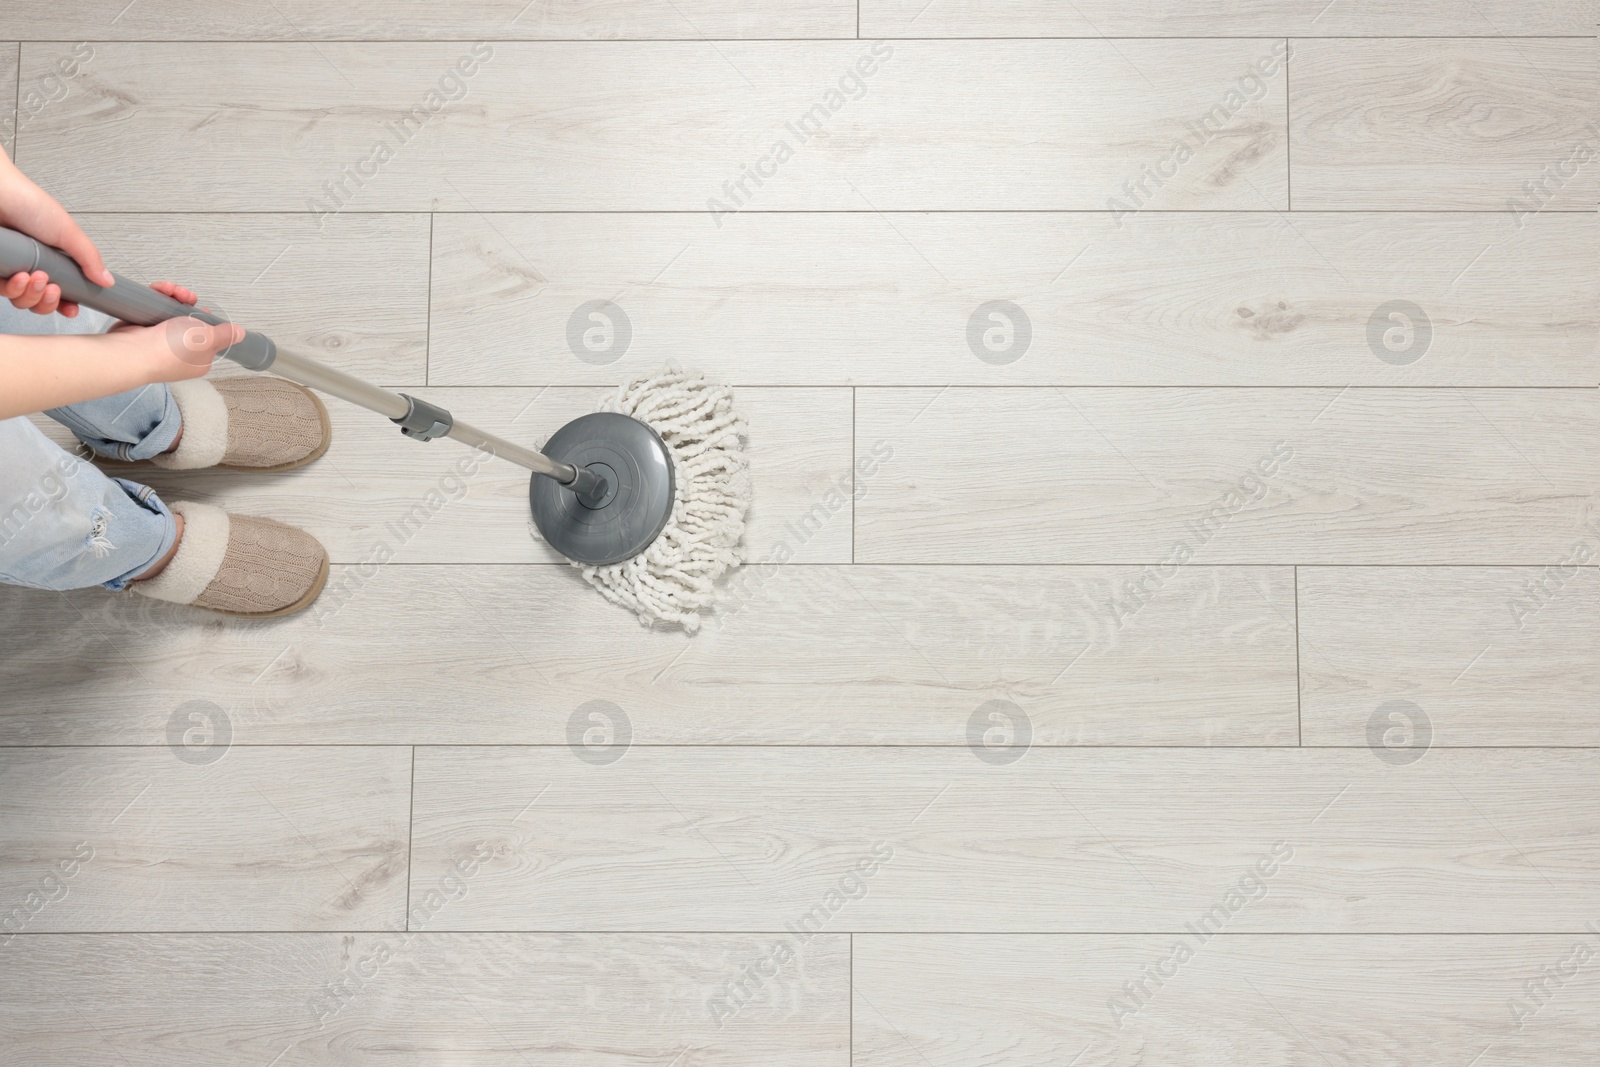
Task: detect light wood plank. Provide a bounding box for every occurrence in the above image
[2,1,857,40]
[0,43,16,156]
[410,747,1599,931]
[77,213,431,385]
[6,43,96,162]
[0,933,848,1065]
[20,41,1288,211]
[854,935,1600,1067]
[0,564,1297,746]
[854,388,1600,564]
[34,386,852,565]
[429,210,1597,387]
[0,747,409,931]
[863,0,1595,36]
[1291,39,1598,210]
[1300,565,1600,748]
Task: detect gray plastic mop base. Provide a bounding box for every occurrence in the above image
[528,412,675,566]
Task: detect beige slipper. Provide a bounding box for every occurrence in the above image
[141,377,331,473]
[130,501,329,617]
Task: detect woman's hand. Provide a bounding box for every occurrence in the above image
[104,280,242,383]
[0,149,116,317]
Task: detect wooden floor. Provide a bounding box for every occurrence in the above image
[1,4,1597,1064]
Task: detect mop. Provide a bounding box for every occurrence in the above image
[0,226,750,631]
[573,368,749,632]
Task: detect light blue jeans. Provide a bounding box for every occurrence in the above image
[0,303,181,590]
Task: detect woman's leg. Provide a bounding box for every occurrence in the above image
[0,415,177,591]
[46,381,183,461]
[2,303,329,612]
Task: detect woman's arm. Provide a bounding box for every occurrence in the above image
[0,313,243,420]
[2,280,241,421]
[0,146,115,317]
[1,331,170,418]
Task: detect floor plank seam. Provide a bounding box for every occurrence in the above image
[404,745,416,932]
[10,43,19,158]
[18,36,1595,43]
[340,389,1600,396]
[62,208,1600,215]
[424,213,434,388]
[1284,36,1292,211]
[4,744,1595,751]
[1293,565,1302,746]
[5,929,1584,936]
[137,559,1600,566]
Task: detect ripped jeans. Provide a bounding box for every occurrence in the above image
[0,303,181,591]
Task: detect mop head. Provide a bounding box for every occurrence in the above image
[576,368,750,632]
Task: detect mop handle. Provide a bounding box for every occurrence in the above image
[0,225,597,491]
[0,224,278,370]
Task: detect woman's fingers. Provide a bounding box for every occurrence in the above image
[4,272,70,315]
[51,215,116,289]
[32,284,63,316]
[148,280,199,306]
[5,271,198,317]
[7,270,47,310]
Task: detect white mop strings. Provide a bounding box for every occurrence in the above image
[578,368,750,631]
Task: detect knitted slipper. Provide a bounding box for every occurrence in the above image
[143,377,331,472]
[130,501,329,618]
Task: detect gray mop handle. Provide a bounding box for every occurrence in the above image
[0,224,277,370]
[0,224,594,489]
